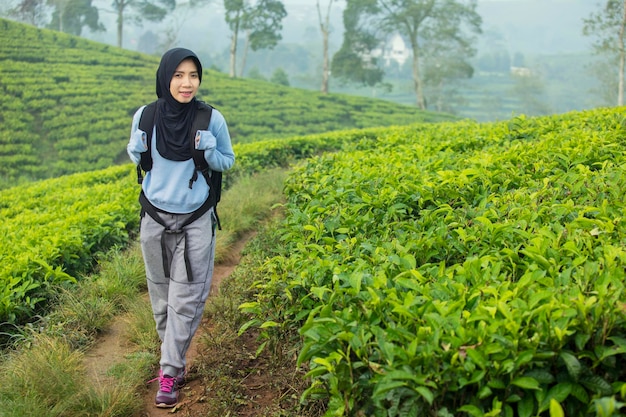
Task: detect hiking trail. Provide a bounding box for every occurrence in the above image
[84,235,260,416]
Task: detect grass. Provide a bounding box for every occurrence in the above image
[0,167,295,416]
[195,217,326,417]
[214,168,288,264]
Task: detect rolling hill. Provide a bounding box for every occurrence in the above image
[0,18,456,189]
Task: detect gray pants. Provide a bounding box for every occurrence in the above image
[140,208,216,377]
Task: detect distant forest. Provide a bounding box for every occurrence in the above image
[1,0,609,121]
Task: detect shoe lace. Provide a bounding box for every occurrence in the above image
[159,374,176,393]
[147,370,176,393]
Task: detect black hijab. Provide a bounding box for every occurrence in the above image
[154,48,203,161]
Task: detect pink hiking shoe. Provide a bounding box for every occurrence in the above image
[149,370,179,408]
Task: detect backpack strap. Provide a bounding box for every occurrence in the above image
[188,102,213,189]
[136,100,223,231]
[136,101,157,184]
[189,102,222,230]
[139,190,216,282]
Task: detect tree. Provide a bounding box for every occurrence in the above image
[247,66,266,80]
[317,0,339,94]
[422,47,473,112]
[582,0,626,106]
[331,0,384,88]
[155,0,211,52]
[243,0,286,76]
[48,0,104,35]
[224,0,244,77]
[105,0,175,48]
[586,57,621,106]
[8,0,104,33]
[333,0,481,110]
[270,67,289,85]
[7,0,48,26]
[420,10,477,112]
[224,0,287,78]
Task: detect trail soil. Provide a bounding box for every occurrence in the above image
[84,235,274,417]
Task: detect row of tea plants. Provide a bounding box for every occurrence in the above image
[0,17,453,189]
[241,107,626,416]
[0,126,383,325]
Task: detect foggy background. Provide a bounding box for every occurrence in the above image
[3,0,605,121]
[83,0,595,56]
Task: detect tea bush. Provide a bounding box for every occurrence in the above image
[0,18,454,189]
[242,108,626,416]
[0,124,386,325]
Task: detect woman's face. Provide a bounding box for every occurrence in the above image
[169,58,200,103]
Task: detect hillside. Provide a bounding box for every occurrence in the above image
[3,106,625,415]
[0,18,456,189]
[246,107,626,415]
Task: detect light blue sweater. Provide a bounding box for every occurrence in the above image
[127,104,236,214]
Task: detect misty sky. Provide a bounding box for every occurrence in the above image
[83,0,598,57]
[279,0,596,54]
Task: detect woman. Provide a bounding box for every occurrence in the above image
[127,47,235,408]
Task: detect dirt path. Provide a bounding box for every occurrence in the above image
[84,235,251,417]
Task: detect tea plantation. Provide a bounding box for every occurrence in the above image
[243,108,626,416]
[0,18,455,189]
[2,16,626,417]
